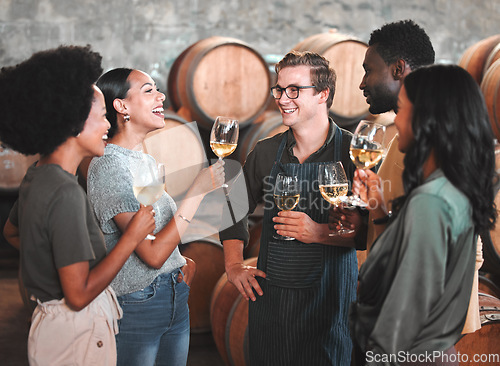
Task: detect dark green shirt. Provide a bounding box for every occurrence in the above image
[350,170,476,364]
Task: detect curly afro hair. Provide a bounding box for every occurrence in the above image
[0,45,103,156]
[369,19,435,70]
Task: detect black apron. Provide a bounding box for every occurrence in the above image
[249,128,358,366]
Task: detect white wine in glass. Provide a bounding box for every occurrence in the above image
[347,120,386,207]
[210,116,239,160]
[210,116,239,189]
[131,161,165,240]
[318,162,354,236]
[210,141,237,159]
[350,146,384,170]
[273,173,300,240]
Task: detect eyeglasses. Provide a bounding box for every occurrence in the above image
[270,85,317,99]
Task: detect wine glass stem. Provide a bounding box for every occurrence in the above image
[220,157,229,188]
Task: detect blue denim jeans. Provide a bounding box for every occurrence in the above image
[116,269,190,366]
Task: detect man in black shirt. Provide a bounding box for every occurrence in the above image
[220,51,359,366]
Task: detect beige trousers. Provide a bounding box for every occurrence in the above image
[28,287,122,366]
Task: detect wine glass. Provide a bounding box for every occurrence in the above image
[131,161,165,240]
[273,173,300,240]
[210,116,239,187]
[318,162,354,236]
[210,116,239,223]
[347,120,386,207]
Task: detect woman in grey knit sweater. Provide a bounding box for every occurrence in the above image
[87,68,224,366]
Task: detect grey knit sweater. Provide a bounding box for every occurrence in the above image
[87,144,186,296]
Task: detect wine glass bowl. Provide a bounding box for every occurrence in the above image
[210,116,239,189]
[318,162,354,236]
[347,120,386,207]
[273,173,300,240]
[131,161,165,240]
[210,116,239,160]
[349,121,386,169]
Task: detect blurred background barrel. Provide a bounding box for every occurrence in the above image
[210,257,256,366]
[479,180,500,279]
[179,220,226,333]
[455,293,500,363]
[210,265,242,366]
[0,144,38,194]
[0,144,38,316]
[236,111,287,164]
[167,36,272,130]
[485,43,500,72]
[480,59,500,141]
[292,30,369,129]
[458,34,500,84]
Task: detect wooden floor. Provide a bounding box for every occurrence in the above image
[0,247,224,366]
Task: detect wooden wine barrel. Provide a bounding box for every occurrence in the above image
[479,143,500,277]
[210,257,257,366]
[168,36,272,130]
[167,44,197,111]
[142,111,206,199]
[458,34,500,84]
[292,30,369,126]
[0,144,38,194]
[210,270,241,366]
[480,59,500,141]
[237,111,287,164]
[485,43,500,72]
[479,275,500,299]
[226,295,250,366]
[455,293,500,364]
[178,220,226,333]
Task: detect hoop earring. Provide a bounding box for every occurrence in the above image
[124,114,130,123]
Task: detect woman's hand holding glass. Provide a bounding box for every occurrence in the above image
[353,169,388,216]
[123,204,157,245]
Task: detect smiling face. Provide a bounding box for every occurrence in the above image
[77,86,110,157]
[274,65,328,130]
[123,70,166,132]
[359,45,401,114]
[394,85,414,153]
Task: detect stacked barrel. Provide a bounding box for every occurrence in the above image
[459,34,500,140]
[458,34,500,285]
[457,34,500,364]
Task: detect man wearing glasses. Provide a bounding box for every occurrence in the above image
[220,51,360,365]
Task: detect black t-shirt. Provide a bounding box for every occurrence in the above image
[219,119,355,245]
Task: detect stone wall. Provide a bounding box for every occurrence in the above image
[1,0,499,91]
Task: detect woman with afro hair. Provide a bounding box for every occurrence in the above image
[1,45,156,366]
[350,64,497,365]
